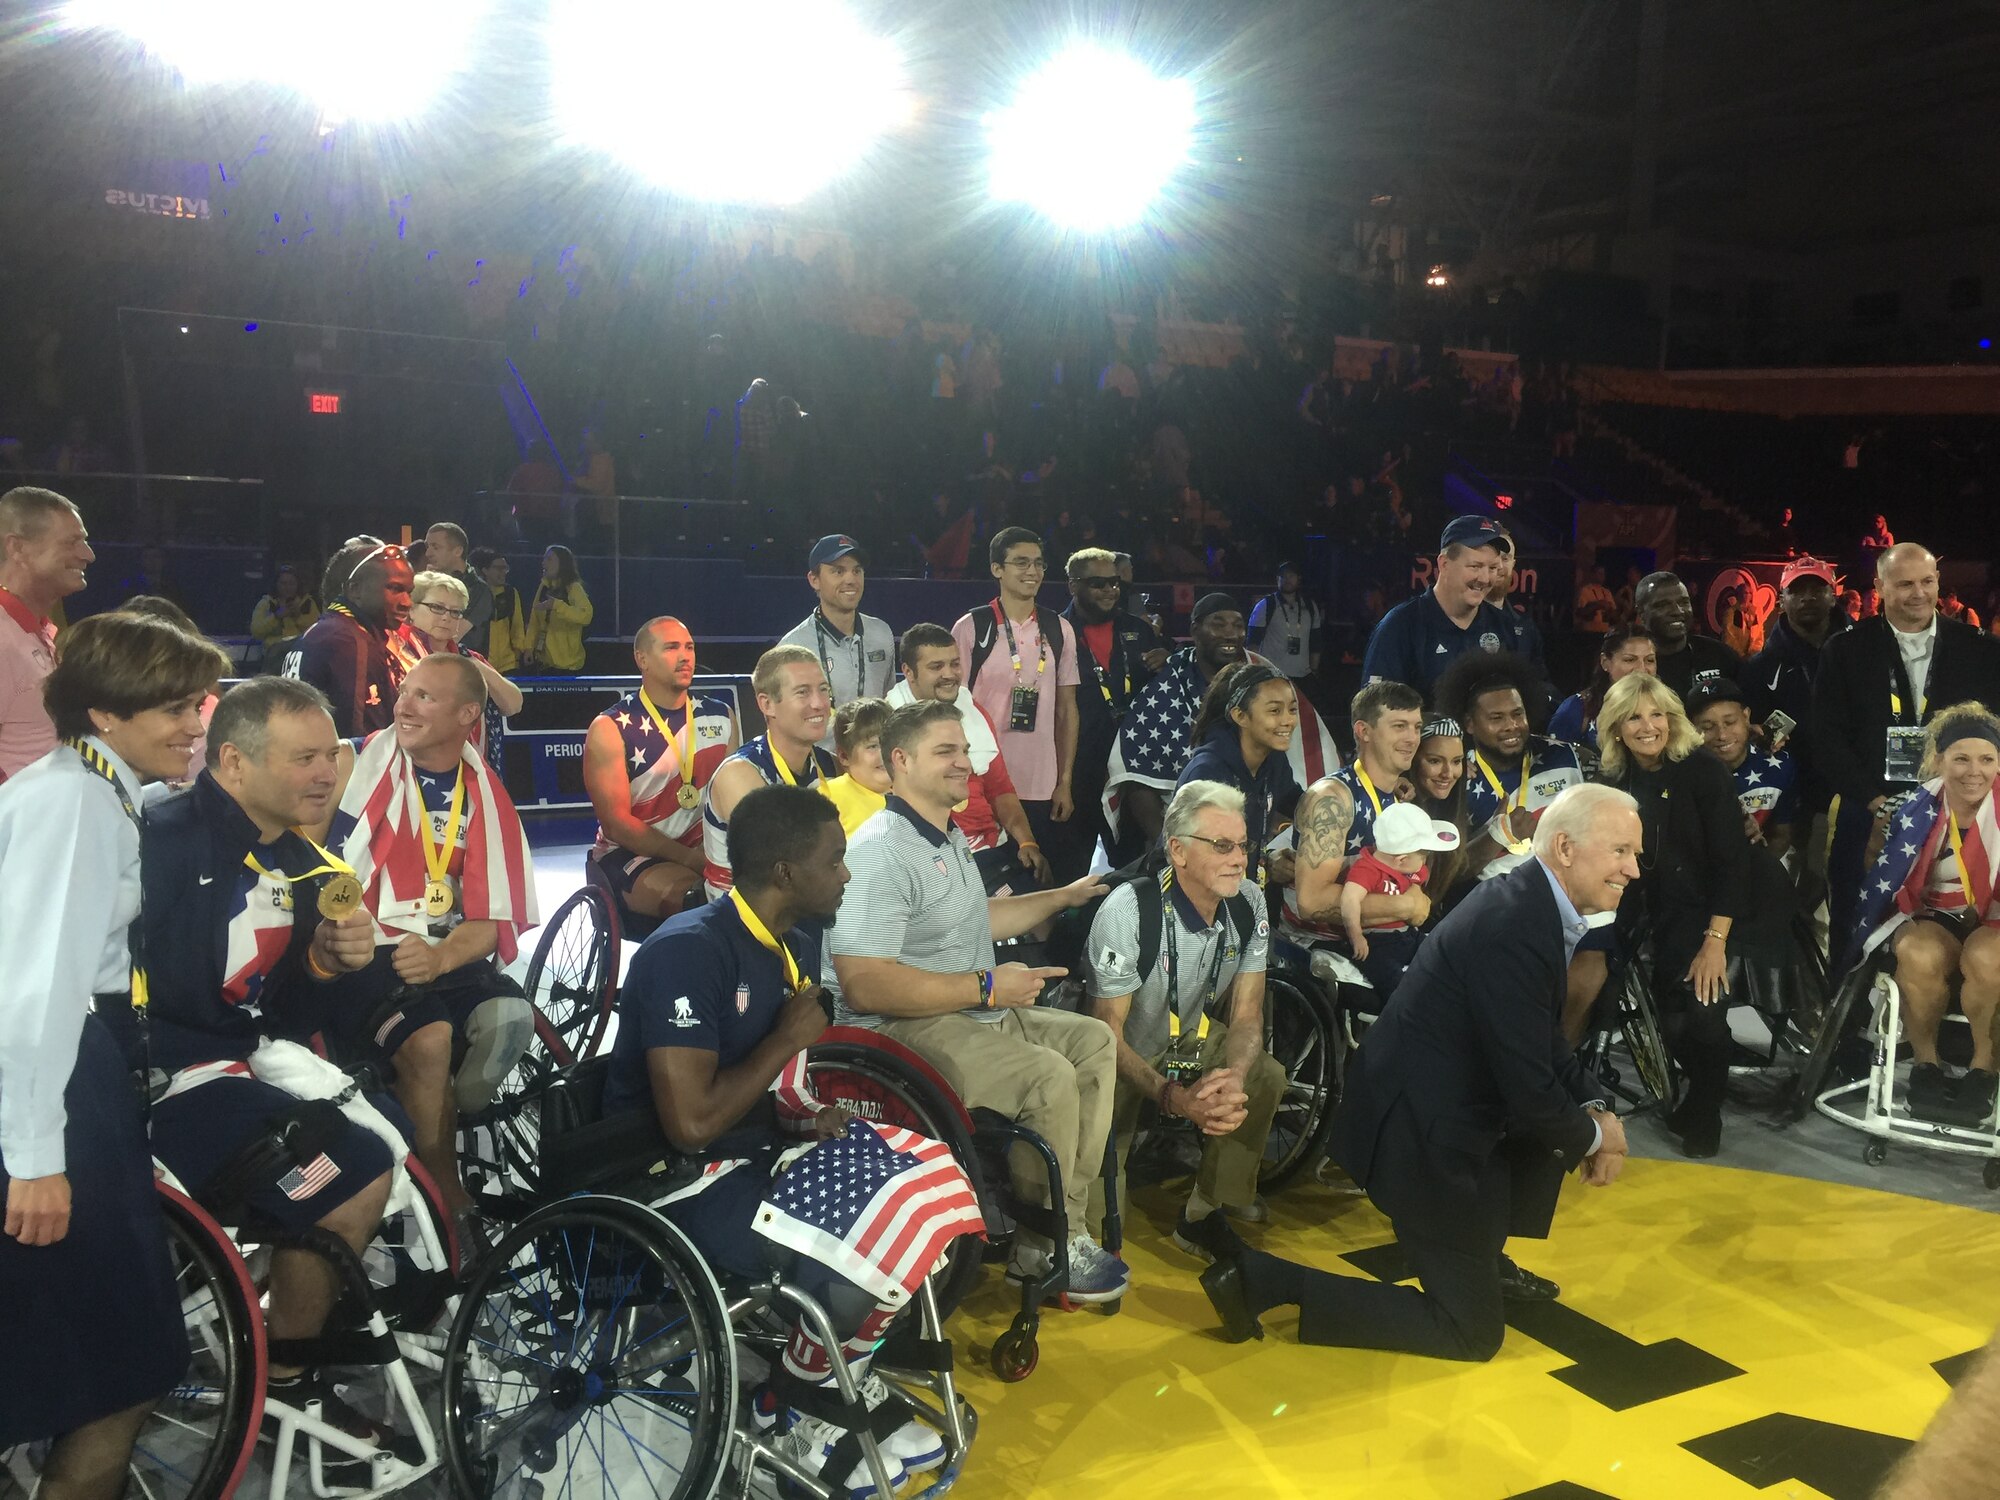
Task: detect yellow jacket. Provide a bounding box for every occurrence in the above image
[250,593,320,647]
[527,580,592,672]
[485,584,527,673]
[821,774,886,835]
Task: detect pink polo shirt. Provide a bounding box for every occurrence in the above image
[952,602,1079,802]
[0,587,58,781]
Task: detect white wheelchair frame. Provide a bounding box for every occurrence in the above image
[1813,965,2000,1188]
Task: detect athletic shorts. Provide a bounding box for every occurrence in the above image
[151,1072,401,1231]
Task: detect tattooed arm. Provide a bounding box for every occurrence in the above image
[1291,778,1355,924]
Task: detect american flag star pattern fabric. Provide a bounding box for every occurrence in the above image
[755,1120,986,1305]
[1846,775,2000,970]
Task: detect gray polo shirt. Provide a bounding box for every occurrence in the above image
[1086,879,1269,1057]
[826,796,996,1027]
[778,610,895,747]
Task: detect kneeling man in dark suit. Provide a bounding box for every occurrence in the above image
[1199,783,1640,1361]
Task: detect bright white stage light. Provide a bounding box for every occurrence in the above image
[62,0,491,123]
[986,46,1196,231]
[549,0,907,206]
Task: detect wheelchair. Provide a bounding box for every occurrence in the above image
[436,1050,978,1500]
[1797,942,2000,1187]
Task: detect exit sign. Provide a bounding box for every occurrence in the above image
[306,390,343,415]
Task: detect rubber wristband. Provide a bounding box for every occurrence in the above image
[306,947,337,981]
[979,969,995,1008]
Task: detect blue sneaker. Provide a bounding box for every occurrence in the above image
[1061,1233,1130,1304]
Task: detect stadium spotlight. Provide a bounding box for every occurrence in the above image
[986,46,1196,231]
[548,0,907,205]
[61,0,493,123]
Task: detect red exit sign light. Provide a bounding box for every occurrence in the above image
[307,390,343,415]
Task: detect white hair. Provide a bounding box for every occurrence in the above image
[1164,779,1247,841]
[1532,783,1638,858]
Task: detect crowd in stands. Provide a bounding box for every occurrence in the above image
[10,463,2000,1492]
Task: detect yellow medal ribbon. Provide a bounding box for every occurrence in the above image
[243,832,360,918]
[769,743,801,788]
[729,887,805,993]
[639,687,702,795]
[417,764,467,894]
[1475,749,1534,855]
[1354,765,1386,818]
[1948,812,1980,911]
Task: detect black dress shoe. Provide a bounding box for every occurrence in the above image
[1496,1256,1559,1302]
[1199,1255,1266,1343]
[1678,1116,1722,1158]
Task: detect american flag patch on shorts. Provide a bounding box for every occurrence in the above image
[279,1153,342,1201]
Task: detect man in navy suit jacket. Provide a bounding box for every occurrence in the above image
[1197,784,1640,1361]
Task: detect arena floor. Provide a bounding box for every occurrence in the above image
[513,844,2000,1500]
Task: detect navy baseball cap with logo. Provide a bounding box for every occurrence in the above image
[1439,514,1509,552]
[808,534,865,569]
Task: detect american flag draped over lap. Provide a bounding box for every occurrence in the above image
[1846,775,2000,971]
[337,727,538,960]
[1102,647,1339,838]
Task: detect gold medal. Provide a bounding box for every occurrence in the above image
[317,871,364,921]
[424,878,456,918]
[677,783,701,811]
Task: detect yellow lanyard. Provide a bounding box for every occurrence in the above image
[1163,872,1223,1043]
[639,687,701,790]
[1475,749,1532,815]
[416,765,466,889]
[1354,765,1386,818]
[768,740,801,787]
[68,738,149,1014]
[996,602,1047,681]
[1949,813,1977,906]
[729,888,805,992]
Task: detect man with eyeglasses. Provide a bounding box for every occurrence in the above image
[952,528,1080,878]
[1085,780,1284,1259]
[1061,547,1166,882]
[286,536,414,737]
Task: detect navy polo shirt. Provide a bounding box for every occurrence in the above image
[603,896,822,1117]
[1362,591,1518,696]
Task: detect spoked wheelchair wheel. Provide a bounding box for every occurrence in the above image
[441,1196,736,1500]
[805,1034,989,1321]
[1259,970,1343,1190]
[130,1183,267,1500]
[1620,973,1679,1110]
[521,887,619,1073]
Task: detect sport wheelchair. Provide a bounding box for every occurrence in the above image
[436,1050,978,1500]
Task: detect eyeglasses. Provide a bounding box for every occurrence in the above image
[1003,557,1048,571]
[1077,576,1121,590]
[1180,833,1252,858]
[417,601,467,620]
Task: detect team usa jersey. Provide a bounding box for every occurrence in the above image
[1462,736,1584,880]
[1727,747,1799,830]
[592,690,735,861]
[702,736,838,898]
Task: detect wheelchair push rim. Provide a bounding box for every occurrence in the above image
[441,1195,737,1500]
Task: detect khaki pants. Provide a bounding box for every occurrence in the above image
[876,1008,1116,1245]
[1089,1020,1286,1236]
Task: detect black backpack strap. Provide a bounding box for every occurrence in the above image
[1135,871,1167,985]
[966,609,998,689]
[1036,607,1069,668]
[1223,892,1254,946]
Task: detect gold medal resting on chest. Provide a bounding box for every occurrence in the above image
[677,783,702,811]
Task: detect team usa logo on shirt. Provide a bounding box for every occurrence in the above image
[933,853,949,875]
[735,983,751,1015]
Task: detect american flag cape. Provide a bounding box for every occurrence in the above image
[1102,648,1339,838]
[1846,776,2000,971]
[338,728,538,961]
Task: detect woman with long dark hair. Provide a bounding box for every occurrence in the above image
[1410,715,1471,906]
[1549,625,1657,748]
[1,612,230,1495]
[1178,662,1302,884]
[523,544,592,674]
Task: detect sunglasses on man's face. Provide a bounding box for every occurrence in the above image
[1078,576,1121,590]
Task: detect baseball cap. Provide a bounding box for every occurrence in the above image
[1372,803,1462,856]
[1440,515,1508,552]
[1683,678,1749,718]
[1779,555,1839,591]
[808,534,864,569]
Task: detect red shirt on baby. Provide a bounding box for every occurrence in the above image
[1347,849,1429,932]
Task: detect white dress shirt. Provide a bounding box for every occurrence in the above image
[0,737,142,1179]
[1892,614,1939,712]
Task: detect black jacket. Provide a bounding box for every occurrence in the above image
[1330,862,1601,1247]
[1810,614,2000,804]
[1603,747,1752,971]
[1060,603,1165,787]
[1745,612,1848,808]
[1653,634,1742,702]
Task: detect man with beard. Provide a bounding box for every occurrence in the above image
[287,537,415,737]
[1060,547,1166,879]
[1362,517,1517,697]
[1633,571,1742,702]
[1434,651,1583,884]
